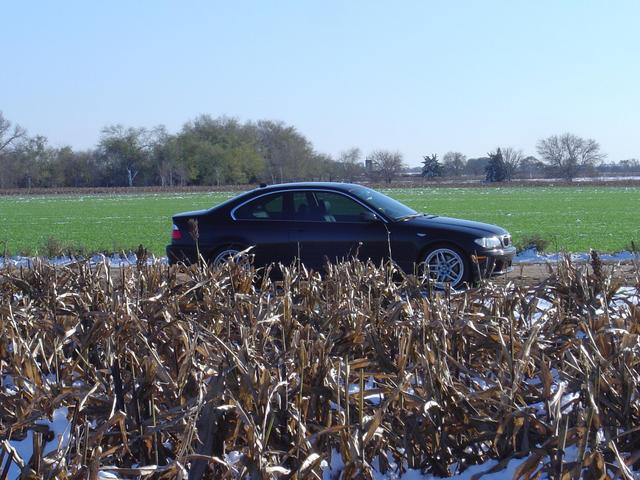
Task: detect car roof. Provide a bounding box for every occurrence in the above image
[250,182,363,195]
[213,182,370,215]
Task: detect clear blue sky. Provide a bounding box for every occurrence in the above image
[2,1,638,165]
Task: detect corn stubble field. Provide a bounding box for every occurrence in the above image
[1,254,639,479]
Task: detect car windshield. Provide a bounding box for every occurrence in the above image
[348,186,418,221]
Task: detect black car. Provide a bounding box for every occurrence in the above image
[167,182,515,288]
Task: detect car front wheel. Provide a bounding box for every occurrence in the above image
[420,246,469,289]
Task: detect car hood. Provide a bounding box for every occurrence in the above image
[173,209,209,219]
[406,215,508,236]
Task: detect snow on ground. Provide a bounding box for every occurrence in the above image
[4,407,70,479]
[612,286,639,305]
[4,406,628,479]
[348,376,384,405]
[499,175,640,182]
[513,248,639,264]
[97,472,121,479]
[320,447,533,480]
[0,253,166,269]
[0,249,638,269]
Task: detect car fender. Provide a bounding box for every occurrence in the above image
[209,235,253,252]
[416,239,469,264]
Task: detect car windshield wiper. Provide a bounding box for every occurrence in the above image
[396,213,426,222]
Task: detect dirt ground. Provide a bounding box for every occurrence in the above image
[1,259,637,289]
[501,261,639,286]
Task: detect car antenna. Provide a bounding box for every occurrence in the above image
[259,183,267,188]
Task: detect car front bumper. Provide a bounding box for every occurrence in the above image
[472,246,517,279]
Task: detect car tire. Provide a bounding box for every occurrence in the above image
[211,245,244,267]
[419,245,470,289]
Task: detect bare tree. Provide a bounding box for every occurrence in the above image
[536,133,605,181]
[337,147,363,182]
[0,112,26,153]
[519,155,544,179]
[619,158,640,172]
[368,150,404,183]
[0,112,28,188]
[442,151,467,177]
[501,147,523,181]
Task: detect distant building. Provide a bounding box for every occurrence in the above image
[365,159,373,172]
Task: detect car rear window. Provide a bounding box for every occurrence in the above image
[234,193,286,220]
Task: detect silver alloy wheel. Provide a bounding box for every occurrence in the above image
[212,247,241,267]
[422,248,465,288]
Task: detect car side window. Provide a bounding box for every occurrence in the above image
[234,193,285,220]
[292,192,315,221]
[312,192,370,223]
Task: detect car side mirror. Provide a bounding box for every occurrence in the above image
[360,211,380,222]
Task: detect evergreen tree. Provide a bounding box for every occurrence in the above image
[421,154,443,179]
[485,148,507,182]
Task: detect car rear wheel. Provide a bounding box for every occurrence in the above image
[212,246,243,267]
[420,246,469,289]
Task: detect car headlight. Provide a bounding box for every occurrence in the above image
[474,236,502,249]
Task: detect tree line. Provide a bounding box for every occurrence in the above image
[1,110,634,188]
[421,134,623,182]
[0,112,385,189]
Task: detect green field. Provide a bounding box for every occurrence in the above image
[0,186,638,256]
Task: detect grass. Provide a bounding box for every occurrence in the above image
[0,191,236,257]
[0,186,638,256]
[386,186,640,253]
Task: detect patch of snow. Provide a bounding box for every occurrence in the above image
[514,248,639,265]
[322,449,344,479]
[0,255,34,268]
[562,445,579,464]
[612,287,639,306]
[561,391,581,414]
[319,447,534,479]
[511,295,556,326]
[98,472,121,479]
[469,376,491,391]
[224,450,243,477]
[420,455,528,479]
[1,248,637,270]
[592,287,640,316]
[1,374,19,396]
[529,297,555,325]
[0,253,167,269]
[573,175,640,181]
[348,377,384,405]
[535,298,553,312]
[6,407,70,479]
[225,450,243,465]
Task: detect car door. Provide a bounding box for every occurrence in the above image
[231,192,296,267]
[289,190,389,270]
